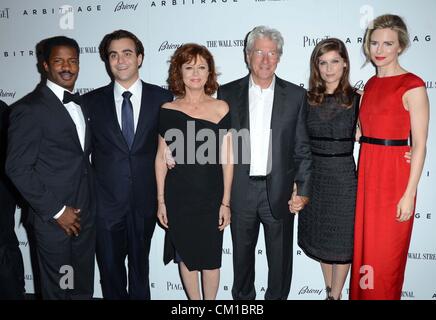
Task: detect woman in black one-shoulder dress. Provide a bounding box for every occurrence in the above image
[155,43,232,300]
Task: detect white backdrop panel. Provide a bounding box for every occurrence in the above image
[0,0,434,299]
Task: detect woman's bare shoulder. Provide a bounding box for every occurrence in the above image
[161,100,180,110]
[210,97,229,115]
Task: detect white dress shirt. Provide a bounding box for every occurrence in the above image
[114,78,142,132]
[46,80,86,219]
[248,75,275,176]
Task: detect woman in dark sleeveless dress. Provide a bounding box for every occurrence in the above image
[297,38,359,300]
[155,43,232,300]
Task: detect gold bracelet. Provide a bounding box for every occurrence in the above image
[221,203,230,208]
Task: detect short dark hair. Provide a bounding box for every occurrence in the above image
[41,36,80,63]
[99,29,144,67]
[167,43,218,97]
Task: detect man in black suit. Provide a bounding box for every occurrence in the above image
[6,36,95,299]
[0,100,25,299]
[83,30,172,299]
[217,26,312,300]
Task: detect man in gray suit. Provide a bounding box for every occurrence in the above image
[217,26,312,300]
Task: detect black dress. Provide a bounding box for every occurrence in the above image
[298,92,359,264]
[159,108,231,271]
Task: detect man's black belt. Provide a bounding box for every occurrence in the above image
[249,175,267,181]
[360,136,409,146]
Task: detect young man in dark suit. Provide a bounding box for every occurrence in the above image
[217,26,312,300]
[0,99,25,299]
[6,36,95,299]
[83,30,173,300]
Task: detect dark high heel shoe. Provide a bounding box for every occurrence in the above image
[325,286,332,300]
[326,288,342,300]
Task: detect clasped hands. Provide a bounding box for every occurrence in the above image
[288,183,309,214]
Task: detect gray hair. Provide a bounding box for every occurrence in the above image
[245,25,284,57]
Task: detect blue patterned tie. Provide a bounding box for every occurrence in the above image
[122,91,134,149]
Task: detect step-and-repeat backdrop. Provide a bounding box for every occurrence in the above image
[1,0,434,299]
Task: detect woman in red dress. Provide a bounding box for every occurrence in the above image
[350,14,430,300]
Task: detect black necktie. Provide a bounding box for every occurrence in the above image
[122,91,134,149]
[63,91,81,105]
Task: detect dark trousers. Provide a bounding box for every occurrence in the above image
[0,206,25,300]
[33,209,96,300]
[0,184,24,300]
[231,179,294,300]
[96,213,155,300]
[0,240,24,299]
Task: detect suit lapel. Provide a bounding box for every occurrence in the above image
[80,103,92,153]
[270,76,287,129]
[40,85,83,151]
[233,76,251,169]
[237,76,250,131]
[268,76,287,174]
[131,81,150,151]
[105,83,130,151]
[80,103,88,150]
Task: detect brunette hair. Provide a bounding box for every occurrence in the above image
[99,29,144,68]
[307,38,353,107]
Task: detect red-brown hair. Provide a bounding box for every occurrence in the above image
[167,43,218,97]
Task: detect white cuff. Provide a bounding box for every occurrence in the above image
[53,206,66,219]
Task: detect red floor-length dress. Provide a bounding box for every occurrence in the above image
[350,73,425,300]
